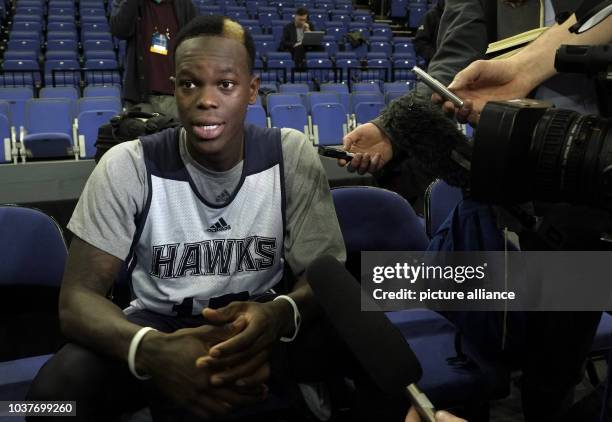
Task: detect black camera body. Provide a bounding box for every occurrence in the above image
[468,44,612,214]
[471,99,612,211]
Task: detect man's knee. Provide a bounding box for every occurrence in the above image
[28,342,129,401]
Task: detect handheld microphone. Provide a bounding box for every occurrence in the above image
[306,255,436,422]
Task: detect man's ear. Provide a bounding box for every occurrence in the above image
[249,74,260,105]
[170,75,176,94]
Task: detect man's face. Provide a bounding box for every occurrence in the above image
[294,14,308,27]
[174,35,259,171]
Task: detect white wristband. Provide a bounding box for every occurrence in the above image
[128,326,158,380]
[273,295,301,342]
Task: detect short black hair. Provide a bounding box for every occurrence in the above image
[173,15,256,74]
[295,7,309,15]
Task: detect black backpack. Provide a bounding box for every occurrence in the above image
[94,111,180,163]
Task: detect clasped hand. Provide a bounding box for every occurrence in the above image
[141,300,286,419]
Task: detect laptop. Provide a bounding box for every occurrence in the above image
[301,31,324,46]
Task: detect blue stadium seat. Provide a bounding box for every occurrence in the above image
[393,38,416,55]
[315,0,334,10]
[46,39,78,52]
[6,39,40,55]
[44,59,80,86]
[393,56,418,81]
[266,59,294,84]
[81,21,110,33]
[83,39,114,51]
[354,101,384,124]
[269,104,309,134]
[320,82,349,112]
[322,36,339,57]
[351,82,381,93]
[390,0,408,18]
[0,87,34,129]
[245,0,265,17]
[424,178,464,238]
[11,21,42,32]
[371,23,392,40]
[1,60,40,88]
[239,19,262,34]
[254,40,278,56]
[48,6,75,16]
[257,7,279,28]
[311,102,346,146]
[351,10,372,24]
[350,91,384,113]
[0,205,67,401]
[84,59,121,86]
[81,31,113,43]
[47,14,74,23]
[266,93,302,114]
[278,83,310,95]
[305,58,335,84]
[271,19,290,39]
[309,8,329,27]
[13,14,43,24]
[47,21,77,32]
[77,96,122,114]
[21,98,75,159]
[369,40,392,58]
[84,85,121,98]
[306,91,340,113]
[329,9,350,25]
[46,30,78,42]
[334,58,360,83]
[409,4,427,28]
[225,6,249,20]
[76,109,116,158]
[3,50,38,62]
[45,50,79,62]
[84,50,117,61]
[383,81,414,94]
[40,86,79,100]
[245,104,268,128]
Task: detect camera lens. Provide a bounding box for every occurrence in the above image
[529,108,612,208]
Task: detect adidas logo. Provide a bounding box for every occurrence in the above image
[206,217,231,232]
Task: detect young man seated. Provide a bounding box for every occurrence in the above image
[26,15,407,421]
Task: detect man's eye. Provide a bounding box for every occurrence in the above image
[181,80,196,89]
[220,81,235,89]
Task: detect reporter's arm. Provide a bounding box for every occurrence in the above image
[444,12,612,121]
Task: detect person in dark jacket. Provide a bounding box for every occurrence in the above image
[110,0,197,118]
[413,0,445,66]
[279,8,315,67]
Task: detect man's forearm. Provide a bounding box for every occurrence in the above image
[513,12,612,89]
[60,286,145,362]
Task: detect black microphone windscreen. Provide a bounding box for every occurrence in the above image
[306,255,422,398]
[380,98,470,187]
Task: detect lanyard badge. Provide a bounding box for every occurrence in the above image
[150,31,169,55]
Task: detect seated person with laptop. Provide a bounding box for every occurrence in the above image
[280,7,324,67]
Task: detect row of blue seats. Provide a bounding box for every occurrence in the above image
[247,84,413,144]
[1,97,121,162]
[0,60,122,88]
[0,85,120,127]
[195,0,354,15]
[201,6,372,25]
